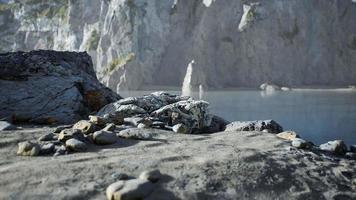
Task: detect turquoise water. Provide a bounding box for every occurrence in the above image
[120,90,356,145]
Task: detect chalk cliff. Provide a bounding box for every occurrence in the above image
[1,0,356,91]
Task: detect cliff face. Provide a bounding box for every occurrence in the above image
[1,0,356,91]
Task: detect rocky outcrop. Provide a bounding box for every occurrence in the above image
[1,0,356,90]
[0,50,121,124]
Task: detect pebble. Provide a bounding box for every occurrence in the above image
[40,143,55,155]
[106,179,154,200]
[93,130,117,145]
[17,141,40,156]
[65,138,88,152]
[38,133,56,141]
[58,128,84,142]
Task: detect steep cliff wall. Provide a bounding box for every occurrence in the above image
[1,0,356,91]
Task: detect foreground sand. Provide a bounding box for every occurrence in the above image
[0,127,355,200]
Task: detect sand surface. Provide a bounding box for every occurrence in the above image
[0,127,355,200]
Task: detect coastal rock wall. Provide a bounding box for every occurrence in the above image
[1,0,356,91]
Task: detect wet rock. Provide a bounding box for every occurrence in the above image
[93,130,117,145]
[17,141,40,156]
[172,123,190,134]
[225,120,283,133]
[320,140,348,155]
[38,133,56,141]
[139,170,161,183]
[89,115,108,126]
[65,138,87,152]
[291,138,312,149]
[350,145,356,153]
[277,131,299,141]
[0,51,121,124]
[106,179,154,200]
[103,123,116,132]
[73,120,96,135]
[40,143,55,155]
[117,128,154,140]
[0,121,15,131]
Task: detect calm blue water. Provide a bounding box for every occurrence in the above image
[120,90,356,145]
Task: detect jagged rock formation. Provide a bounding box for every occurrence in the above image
[0,50,121,124]
[1,0,356,91]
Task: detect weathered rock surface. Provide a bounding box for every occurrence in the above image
[106,179,155,200]
[93,130,117,145]
[0,50,120,124]
[117,128,155,140]
[225,120,283,133]
[0,121,15,131]
[291,138,312,149]
[17,141,40,156]
[2,1,356,90]
[73,120,96,135]
[319,140,348,155]
[65,138,87,152]
[277,131,299,141]
[2,127,355,199]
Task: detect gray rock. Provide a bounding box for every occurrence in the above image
[89,115,108,126]
[137,123,149,129]
[111,172,129,180]
[40,143,55,155]
[65,138,87,152]
[38,133,56,141]
[291,138,312,149]
[93,130,117,145]
[350,145,356,153]
[53,145,67,157]
[225,120,283,134]
[0,50,120,124]
[58,128,85,142]
[345,152,356,159]
[17,141,40,156]
[72,120,96,135]
[0,121,15,131]
[53,125,72,133]
[124,117,145,127]
[103,123,116,132]
[172,123,190,134]
[151,121,166,128]
[106,179,154,200]
[139,170,161,183]
[117,128,154,140]
[319,140,348,155]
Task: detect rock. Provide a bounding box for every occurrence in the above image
[111,172,129,180]
[106,179,154,200]
[281,87,291,91]
[0,121,15,131]
[225,120,283,133]
[40,143,55,155]
[117,128,154,140]
[291,138,312,149]
[124,117,145,127]
[277,131,299,140]
[0,50,120,124]
[345,152,356,159]
[38,133,56,141]
[103,123,116,132]
[89,115,108,126]
[58,129,85,142]
[350,145,356,153]
[319,140,348,155]
[202,115,230,133]
[260,83,281,91]
[98,103,147,119]
[172,123,190,134]
[73,120,96,135]
[151,100,212,131]
[53,145,67,157]
[53,125,72,133]
[139,170,161,183]
[151,121,166,128]
[65,138,88,152]
[93,130,117,145]
[17,141,40,156]
[137,123,149,129]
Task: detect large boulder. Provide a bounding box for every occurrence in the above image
[225,120,283,133]
[0,50,121,124]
